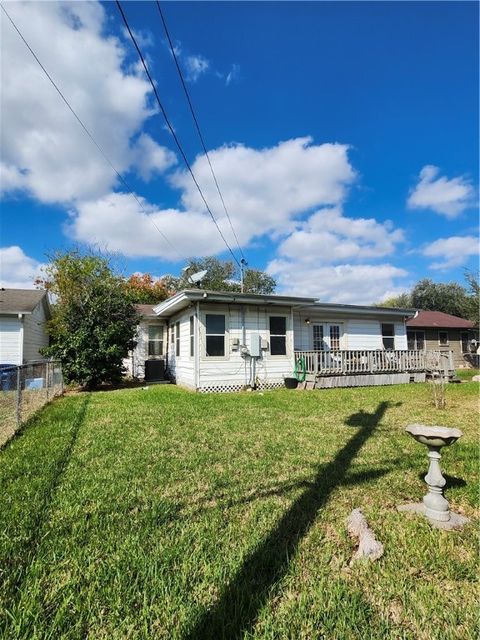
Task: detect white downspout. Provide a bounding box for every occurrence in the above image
[18,313,24,364]
[195,301,200,390]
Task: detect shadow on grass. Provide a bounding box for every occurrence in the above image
[2,394,91,607]
[417,472,466,488]
[184,401,394,640]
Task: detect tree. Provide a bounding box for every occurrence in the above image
[41,250,139,389]
[125,273,172,304]
[410,279,470,318]
[464,270,479,325]
[242,268,276,294]
[375,292,412,309]
[163,257,277,294]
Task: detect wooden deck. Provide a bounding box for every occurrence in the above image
[295,349,454,378]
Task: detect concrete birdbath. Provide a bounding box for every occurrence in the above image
[397,424,470,530]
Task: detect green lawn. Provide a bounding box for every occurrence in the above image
[0,382,478,640]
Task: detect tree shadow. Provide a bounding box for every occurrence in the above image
[183,401,392,639]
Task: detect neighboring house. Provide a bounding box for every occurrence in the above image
[140,289,415,392]
[0,288,51,365]
[406,310,478,368]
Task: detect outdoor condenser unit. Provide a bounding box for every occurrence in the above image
[144,360,165,383]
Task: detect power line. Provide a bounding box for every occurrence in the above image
[116,0,241,269]
[0,2,185,263]
[155,0,246,263]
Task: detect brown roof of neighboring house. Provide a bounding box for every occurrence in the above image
[0,288,48,314]
[406,310,475,329]
[135,304,158,318]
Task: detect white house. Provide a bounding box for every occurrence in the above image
[0,289,51,365]
[125,289,419,392]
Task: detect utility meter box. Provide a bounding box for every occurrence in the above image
[249,333,261,357]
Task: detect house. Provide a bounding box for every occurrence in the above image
[126,289,419,392]
[406,310,478,368]
[0,288,51,365]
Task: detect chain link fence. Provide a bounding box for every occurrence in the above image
[0,361,63,448]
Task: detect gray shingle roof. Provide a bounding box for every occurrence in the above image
[135,304,158,318]
[0,288,48,314]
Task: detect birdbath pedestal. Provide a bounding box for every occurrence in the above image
[397,424,470,530]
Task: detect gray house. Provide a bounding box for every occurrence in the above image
[0,289,51,365]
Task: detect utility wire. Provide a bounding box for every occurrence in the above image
[116,0,241,268]
[156,0,246,263]
[0,2,185,263]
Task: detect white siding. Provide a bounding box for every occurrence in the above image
[294,311,408,351]
[197,303,294,391]
[0,316,22,364]
[346,320,383,350]
[167,309,196,389]
[23,301,49,362]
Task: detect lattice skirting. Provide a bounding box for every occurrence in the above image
[198,380,285,394]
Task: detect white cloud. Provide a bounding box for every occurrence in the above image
[0,246,46,289]
[225,63,240,86]
[131,134,177,181]
[172,137,356,243]
[67,192,227,260]
[407,165,475,218]
[267,260,408,304]
[0,0,173,204]
[184,54,210,82]
[277,207,404,263]
[422,235,479,270]
[67,137,357,260]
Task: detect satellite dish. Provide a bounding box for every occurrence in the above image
[187,269,208,286]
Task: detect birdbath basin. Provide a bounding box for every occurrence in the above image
[405,424,462,449]
[402,424,467,527]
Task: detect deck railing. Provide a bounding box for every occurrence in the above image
[294,350,454,376]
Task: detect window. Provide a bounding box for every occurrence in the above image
[175,321,180,356]
[330,325,340,351]
[407,330,425,351]
[381,323,395,350]
[205,314,225,357]
[190,315,195,357]
[439,331,449,346]
[148,325,164,356]
[461,332,469,353]
[313,325,324,351]
[270,316,287,355]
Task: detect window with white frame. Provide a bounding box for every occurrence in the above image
[148,325,164,356]
[270,316,287,355]
[175,321,180,356]
[381,323,395,350]
[205,314,226,357]
[439,331,449,346]
[190,315,195,357]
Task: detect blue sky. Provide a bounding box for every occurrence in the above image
[1,0,478,303]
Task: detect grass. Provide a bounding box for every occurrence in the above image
[456,368,479,382]
[0,381,478,639]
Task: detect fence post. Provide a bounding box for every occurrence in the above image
[15,366,21,429]
[46,361,50,402]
